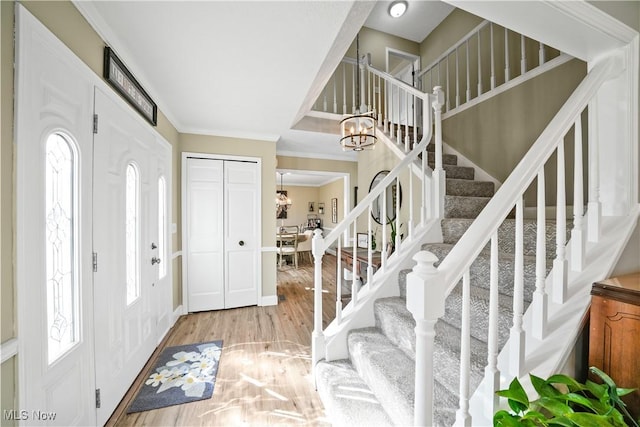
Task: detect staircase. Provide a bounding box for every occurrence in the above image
[315,145,571,425]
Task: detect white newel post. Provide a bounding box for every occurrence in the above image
[432,86,445,219]
[311,229,325,367]
[406,251,445,427]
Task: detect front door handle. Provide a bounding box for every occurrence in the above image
[151,257,161,265]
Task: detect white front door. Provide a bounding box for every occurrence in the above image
[15,7,96,425]
[92,88,160,425]
[184,157,260,312]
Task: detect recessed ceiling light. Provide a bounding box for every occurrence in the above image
[389,1,408,18]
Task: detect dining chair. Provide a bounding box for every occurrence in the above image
[277,225,299,269]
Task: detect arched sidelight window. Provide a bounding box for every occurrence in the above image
[126,163,140,305]
[45,132,79,364]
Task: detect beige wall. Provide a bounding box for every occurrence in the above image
[351,26,420,71]
[180,133,278,299]
[318,178,346,230]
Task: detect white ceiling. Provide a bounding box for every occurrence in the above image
[73,1,452,162]
[276,170,345,187]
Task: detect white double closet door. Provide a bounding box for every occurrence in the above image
[184,156,260,311]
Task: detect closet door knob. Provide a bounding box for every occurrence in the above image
[239,240,245,246]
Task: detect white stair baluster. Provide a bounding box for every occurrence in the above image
[342,62,347,115]
[539,42,546,66]
[532,168,548,340]
[456,47,460,108]
[413,93,418,148]
[405,89,409,150]
[352,63,356,113]
[588,101,601,242]
[336,237,342,324]
[367,68,372,112]
[484,233,500,418]
[504,28,511,83]
[384,79,389,132]
[333,70,337,114]
[367,202,374,286]
[396,84,401,143]
[382,188,388,269]
[377,75,383,127]
[509,197,525,378]
[395,176,401,251]
[408,162,414,238]
[572,115,585,271]
[446,55,451,111]
[477,29,483,96]
[520,34,527,75]
[323,89,327,112]
[311,229,325,365]
[433,87,445,219]
[465,39,471,103]
[455,269,472,426]
[421,145,427,225]
[553,140,568,303]
[490,23,496,90]
[351,220,358,305]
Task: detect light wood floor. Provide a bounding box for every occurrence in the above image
[108,254,337,426]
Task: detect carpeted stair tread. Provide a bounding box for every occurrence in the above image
[398,269,411,299]
[348,327,415,426]
[374,297,416,360]
[428,151,458,165]
[433,378,460,427]
[440,282,518,347]
[444,195,491,219]
[441,218,572,259]
[315,359,395,426]
[446,178,495,197]
[421,243,547,302]
[433,319,487,398]
[431,163,475,180]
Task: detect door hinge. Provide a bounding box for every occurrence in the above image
[92,252,98,272]
[93,114,98,134]
[95,388,101,409]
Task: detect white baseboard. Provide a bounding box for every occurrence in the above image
[442,141,502,190]
[173,305,184,324]
[260,295,278,306]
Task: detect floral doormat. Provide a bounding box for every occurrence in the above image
[127,340,223,413]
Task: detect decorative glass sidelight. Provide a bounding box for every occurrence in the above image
[45,133,79,364]
[126,163,140,305]
[158,176,167,279]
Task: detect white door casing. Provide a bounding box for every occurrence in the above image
[183,155,261,312]
[15,6,96,425]
[92,88,165,425]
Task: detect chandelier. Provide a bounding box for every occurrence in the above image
[276,172,291,207]
[340,34,377,151]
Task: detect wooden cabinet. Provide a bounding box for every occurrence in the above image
[589,272,640,417]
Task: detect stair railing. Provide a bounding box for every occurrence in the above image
[407,54,621,426]
[417,20,571,117]
[311,63,445,366]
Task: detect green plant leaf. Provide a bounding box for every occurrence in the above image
[546,375,586,393]
[547,416,576,427]
[585,380,606,401]
[563,392,598,413]
[534,397,573,417]
[497,377,530,414]
[616,387,638,397]
[531,374,563,398]
[565,412,624,427]
[494,410,522,427]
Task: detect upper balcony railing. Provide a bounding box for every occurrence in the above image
[417,20,571,117]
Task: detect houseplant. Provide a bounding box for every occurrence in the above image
[494,366,638,426]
